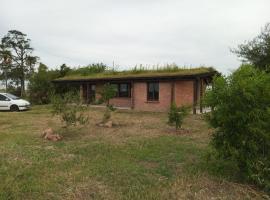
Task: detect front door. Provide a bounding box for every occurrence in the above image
[89,84,96,103]
[86,84,96,104]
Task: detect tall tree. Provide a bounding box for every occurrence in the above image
[1,30,37,96]
[0,44,12,91]
[233,23,270,72]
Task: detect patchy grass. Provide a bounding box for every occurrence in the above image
[55,66,216,81]
[0,105,268,200]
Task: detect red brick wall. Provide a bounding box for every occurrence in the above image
[133,82,172,112]
[174,80,194,107]
[90,80,195,112]
[109,98,132,107]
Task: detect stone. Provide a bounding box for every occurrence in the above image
[104,120,113,128]
[42,128,62,141]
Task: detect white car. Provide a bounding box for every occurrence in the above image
[0,93,31,111]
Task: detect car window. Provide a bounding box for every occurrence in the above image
[5,93,20,100]
[0,94,9,101]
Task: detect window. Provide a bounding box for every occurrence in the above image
[0,94,9,101]
[109,83,131,98]
[5,93,19,100]
[147,82,159,101]
[119,83,130,97]
[110,84,119,97]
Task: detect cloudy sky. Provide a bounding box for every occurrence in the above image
[1,0,269,73]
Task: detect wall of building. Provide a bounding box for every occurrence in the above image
[133,82,172,112]
[174,80,194,107]
[109,98,132,108]
[81,79,197,112]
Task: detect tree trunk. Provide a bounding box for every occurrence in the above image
[4,69,8,92]
[20,78,25,97]
[20,56,25,97]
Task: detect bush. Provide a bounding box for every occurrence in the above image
[168,103,190,130]
[51,92,89,127]
[99,83,117,123]
[28,63,58,104]
[204,65,270,191]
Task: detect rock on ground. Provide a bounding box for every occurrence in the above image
[42,128,62,141]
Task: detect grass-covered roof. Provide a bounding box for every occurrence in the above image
[54,66,217,82]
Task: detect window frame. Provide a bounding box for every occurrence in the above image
[118,83,130,98]
[147,82,159,101]
[109,83,131,98]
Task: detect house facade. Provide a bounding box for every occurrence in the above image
[53,68,216,113]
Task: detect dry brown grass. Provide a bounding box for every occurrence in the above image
[0,105,269,200]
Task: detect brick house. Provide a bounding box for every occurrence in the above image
[53,67,217,113]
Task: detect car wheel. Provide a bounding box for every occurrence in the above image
[10,105,19,112]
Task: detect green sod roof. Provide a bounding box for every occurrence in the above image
[54,67,217,82]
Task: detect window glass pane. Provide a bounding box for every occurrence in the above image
[0,95,6,101]
[120,84,128,92]
[5,93,19,100]
[147,82,159,101]
[119,83,130,97]
[91,85,96,90]
[149,83,154,92]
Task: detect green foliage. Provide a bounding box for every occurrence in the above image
[1,30,37,96]
[59,63,71,77]
[204,65,270,191]
[56,65,216,81]
[28,63,59,104]
[168,103,190,130]
[99,83,117,106]
[233,23,270,72]
[69,63,107,76]
[51,92,89,127]
[99,83,117,122]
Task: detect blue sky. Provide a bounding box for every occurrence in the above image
[1,0,270,74]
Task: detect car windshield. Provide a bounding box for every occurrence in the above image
[5,93,20,100]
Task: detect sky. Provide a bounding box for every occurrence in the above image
[0,0,270,74]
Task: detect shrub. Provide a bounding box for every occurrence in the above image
[51,91,89,127]
[168,103,190,130]
[28,63,58,104]
[204,65,270,191]
[99,83,117,123]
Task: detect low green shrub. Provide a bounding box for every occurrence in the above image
[168,103,190,130]
[51,91,89,127]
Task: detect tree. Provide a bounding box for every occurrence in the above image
[1,30,37,96]
[0,44,12,91]
[204,65,270,191]
[233,23,270,72]
[51,91,89,127]
[28,63,59,104]
[99,83,117,123]
[168,103,190,130]
[59,64,71,77]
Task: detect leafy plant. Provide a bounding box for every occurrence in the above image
[168,103,190,130]
[204,65,270,191]
[233,23,270,72]
[51,91,89,127]
[99,83,117,123]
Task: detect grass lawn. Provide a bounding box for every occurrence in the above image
[0,105,268,200]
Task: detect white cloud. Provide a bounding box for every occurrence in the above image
[0,0,269,73]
